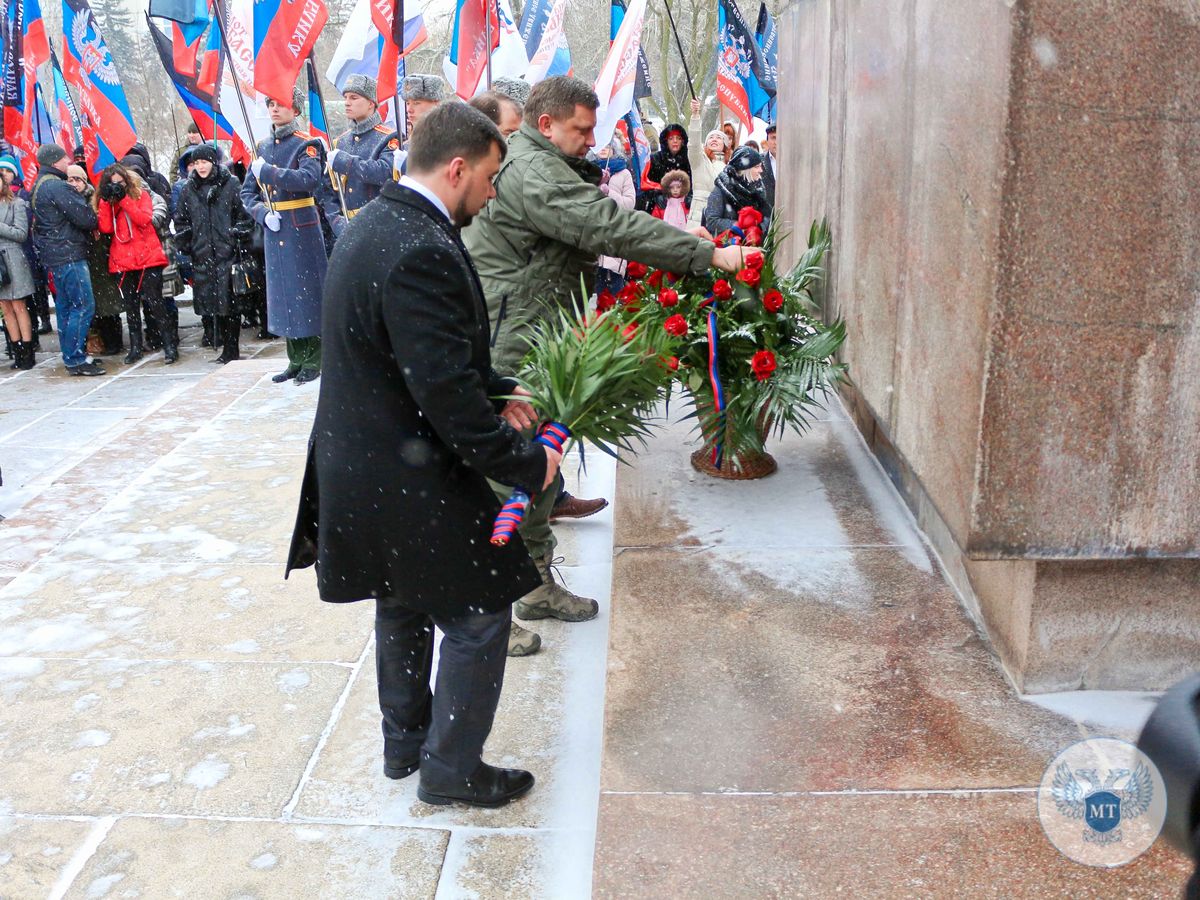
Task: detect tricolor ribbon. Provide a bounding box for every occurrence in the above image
[706,310,726,469]
[490,421,572,546]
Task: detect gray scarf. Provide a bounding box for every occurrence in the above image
[351,111,383,136]
[272,119,301,140]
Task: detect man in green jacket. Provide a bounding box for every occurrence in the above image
[464,76,757,657]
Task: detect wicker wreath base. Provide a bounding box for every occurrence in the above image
[690,446,778,480]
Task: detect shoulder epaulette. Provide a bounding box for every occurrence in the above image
[294,130,313,140]
[374,124,395,135]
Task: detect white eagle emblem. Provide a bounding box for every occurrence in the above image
[70,10,119,87]
[1052,763,1154,845]
[717,25,752,82]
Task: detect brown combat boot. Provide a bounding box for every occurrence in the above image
[507,621,542,657]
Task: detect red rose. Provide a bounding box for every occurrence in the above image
[596,290,616,311]
[664,314,689,337]
[762,289,784,313]
[667,356,680,371]
[647,270,665,288]
[617,283,641,305]
[750,350,776,381]
[737,207,764,230]
[658,288,679,307]
[712,279,734,301]
[622,322,639,343]
[745,250,765,271]
[744,226,764,247]
[716,230,738,247]
[625,261,648,280]
[736,267,761,288]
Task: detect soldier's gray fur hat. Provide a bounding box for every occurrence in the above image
[291,84,305,114]
[401,74,446,102]
[491,77,530,108]
[343,74,378,103]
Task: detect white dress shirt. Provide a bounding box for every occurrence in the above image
[398,175,452,224]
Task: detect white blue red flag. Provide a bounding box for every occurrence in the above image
[61,0,136,175]
[519,0,570,84]
[251,0,328,107]
[592,0,645,148]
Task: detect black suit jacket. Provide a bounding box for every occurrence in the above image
[287,183,546,615]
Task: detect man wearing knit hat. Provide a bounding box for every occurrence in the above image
[401,75,445,132]
[240,86,328,385]
[320,73,400,238]
[30,143,104,376]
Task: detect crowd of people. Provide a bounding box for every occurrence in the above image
[0,72,776,382]
[5,70,776,810]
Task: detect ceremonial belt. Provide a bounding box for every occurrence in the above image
[272,197,316,211]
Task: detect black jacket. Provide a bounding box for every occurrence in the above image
[287,183,547,616]
[762,153,777,210]
[644,123,691,209]
[173,166,253,317]
[705,169,772,235]
[30,168,97,267]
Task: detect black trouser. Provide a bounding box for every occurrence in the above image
[120,267,168,351]
[374,600,511,786]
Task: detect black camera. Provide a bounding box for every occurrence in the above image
[101,180,126,203]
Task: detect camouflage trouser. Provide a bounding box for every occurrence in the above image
[489,470,561,562]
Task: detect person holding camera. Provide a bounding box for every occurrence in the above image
[95,163,176,365]
[173,144,254,364]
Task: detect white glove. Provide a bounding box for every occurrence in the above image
[326,148,341,173]
[393,148,407,175]
[264,211,281,232]
[250,157,266,180]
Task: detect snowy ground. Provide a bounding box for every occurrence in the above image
[0,346,615,898]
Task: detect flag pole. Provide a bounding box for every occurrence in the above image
[33,82,45,145]
[306,53,350,221]
[395,0,406,142]
[210,0,274,213]
[662,0,696,101]
[485,0,493,90]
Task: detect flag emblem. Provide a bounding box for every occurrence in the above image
[70,10,119,86]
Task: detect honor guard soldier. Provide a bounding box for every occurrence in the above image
[401,74,447,140]
[241,85,328,385]
[322,73,400,238]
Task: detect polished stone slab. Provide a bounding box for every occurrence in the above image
[593,792,1190,898]
[602,545,1080,793]
[0,559,370,663]
[0,816,95,898]
[0,657,349,817]
[65,818,447,900]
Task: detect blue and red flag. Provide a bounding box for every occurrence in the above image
[61,0,139,176]
[50,49,81,155]
[252,0,329,107]
[2,0,51,182]
[619,102,653,191]
[754,1,777,123]
[148,15,235,146]
[196,14,221,95]
[716,0,774,132]
[305,58,328,144]
[446,0,500,99]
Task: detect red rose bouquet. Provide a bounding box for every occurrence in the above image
[609,215,846,472]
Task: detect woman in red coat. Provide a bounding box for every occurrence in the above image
[96,164,175,364]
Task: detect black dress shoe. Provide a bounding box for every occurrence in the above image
[271,365,301,383]
[417,763,534,808]
[384,757,419,780]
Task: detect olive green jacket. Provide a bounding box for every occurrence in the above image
[463,124,714,374]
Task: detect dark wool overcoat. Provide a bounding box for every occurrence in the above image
[174,167,253,317]
[286,183,546,616]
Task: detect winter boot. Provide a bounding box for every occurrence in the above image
[201,315,216,348]
[215,316,240,364]
[124,313,144,365]
[513,554,600,623]
[507,622,542,657]
[16,340,34,370]
[37,313,51,335]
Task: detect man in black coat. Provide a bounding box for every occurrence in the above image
[287,102,562,809]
